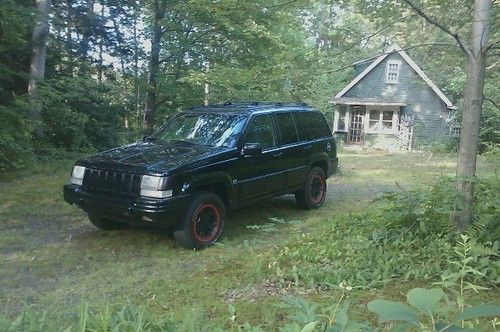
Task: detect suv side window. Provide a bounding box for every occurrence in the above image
[244,114,276,149]
[275,112,299,145]
[295,112,331,140]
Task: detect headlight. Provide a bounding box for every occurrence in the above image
[70,165,86,185]
[140,175,172,198]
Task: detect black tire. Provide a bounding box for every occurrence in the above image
[174,192,225,249]
[88,214,126,230]
[295,166,327,210]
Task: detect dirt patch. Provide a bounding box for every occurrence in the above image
[222,279,319,303]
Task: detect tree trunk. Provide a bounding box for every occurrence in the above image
[66,0,73,75]
[452,0,492,230]
[79,0,95,75]
[28,0,52,141]
[144,0,163,135]
[98,0,105,82]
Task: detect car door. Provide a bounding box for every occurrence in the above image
[232,113,283,201]
[273,112,308,190]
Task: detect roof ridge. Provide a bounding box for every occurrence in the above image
[334,44,454,109]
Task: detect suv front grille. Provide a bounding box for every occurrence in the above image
[82,168,141,196]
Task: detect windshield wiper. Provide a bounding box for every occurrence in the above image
[143,136,161,142]
[170,139,195,145]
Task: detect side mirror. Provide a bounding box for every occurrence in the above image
[241,143,262,156]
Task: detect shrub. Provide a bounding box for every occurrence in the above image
[39,77,124,151]
[267,177,499,289]
[0,99,33,170]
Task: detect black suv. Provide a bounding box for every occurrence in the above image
[64,102,338,248]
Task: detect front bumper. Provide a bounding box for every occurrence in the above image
[63,184,188,227]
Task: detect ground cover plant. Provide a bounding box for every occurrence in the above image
[0,151,498,331]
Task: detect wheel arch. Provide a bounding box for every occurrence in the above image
[181,172,233,208]
[309,153,329,176]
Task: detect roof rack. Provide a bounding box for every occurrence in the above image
[212,101,310,108]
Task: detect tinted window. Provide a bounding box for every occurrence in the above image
[244,114,275,149]
[276,113,299,145]
[295,112,331,140]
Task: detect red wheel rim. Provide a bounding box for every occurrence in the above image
[192,203,221,243]
[310,174,325,204]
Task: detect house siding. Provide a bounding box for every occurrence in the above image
[343,53,449,144]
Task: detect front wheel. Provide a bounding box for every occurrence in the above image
[174,192,225,249]
[295,166,327,209]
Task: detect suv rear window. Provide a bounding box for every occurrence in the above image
[275,112,299,145]
[295,112,331,140]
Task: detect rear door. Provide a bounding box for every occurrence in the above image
[295,110,335,172]
[273,112,308,191]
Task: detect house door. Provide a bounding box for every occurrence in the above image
[348,106,365,144]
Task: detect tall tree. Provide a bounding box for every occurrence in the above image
[143,0,165,135]
[28,0,52,140]
[402,0,494,230]
[453,0,493,230]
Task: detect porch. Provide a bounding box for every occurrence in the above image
[331,98,413,150]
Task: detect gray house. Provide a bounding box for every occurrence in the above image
[332,44,456,150]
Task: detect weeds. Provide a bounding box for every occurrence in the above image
[267,177,499,289]
[1,153,498,330]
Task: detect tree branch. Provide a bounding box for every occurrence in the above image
[486,39,500,52]
[158,28,214,65]
[264,0,300,9]
[484,97,500,110]
[325,42,459,74]
[333,13,414,57]
[486,57,500,69]
[401,0,472,57]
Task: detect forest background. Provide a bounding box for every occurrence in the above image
[1,0,498,171]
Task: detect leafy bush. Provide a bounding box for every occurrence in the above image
[0,99,33,170]
[267,177,499,289]
[368,287,500,331]
[0,302,176,332]
[40,77,124,151]
[426,135,460,155]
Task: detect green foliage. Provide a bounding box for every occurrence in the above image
[278,287,369,332]
[0,0,32,105]
[427,136,460,155]
[0,302,176,332]
[267,177,499,289]
[0,99,33,170]
[40,77,124,151]
[368,232,499,331]
[368,287,500,331]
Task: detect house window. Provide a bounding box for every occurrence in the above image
[386,60,400,84]
[368,110,395,133]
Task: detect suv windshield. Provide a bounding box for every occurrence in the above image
[151,112,247,147]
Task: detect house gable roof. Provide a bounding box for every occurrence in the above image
[334,44,455,109]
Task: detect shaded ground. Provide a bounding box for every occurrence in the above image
[0,150,494,328]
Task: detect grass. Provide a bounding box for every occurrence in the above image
[0,150,497,330]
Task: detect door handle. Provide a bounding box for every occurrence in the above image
[272,152,283,157]
[303,145,312,150]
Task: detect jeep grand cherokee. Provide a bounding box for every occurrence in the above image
[64,102,338,248]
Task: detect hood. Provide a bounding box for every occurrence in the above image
[81,141,230,173]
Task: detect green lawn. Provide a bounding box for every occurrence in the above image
[0,151,497,330]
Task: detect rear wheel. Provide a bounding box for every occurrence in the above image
[174,192,225,249]
[88,214,126,230]
[295,166,327,209]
